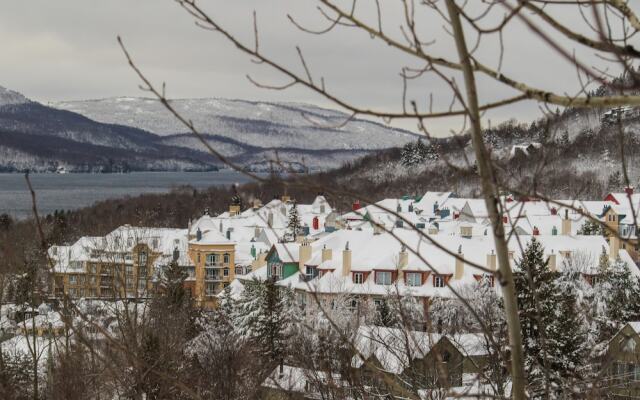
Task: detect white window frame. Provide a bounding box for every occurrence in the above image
[434,275,445,288]
[353,272,364,284]
[406,272,422,287]
[375,271,392,285]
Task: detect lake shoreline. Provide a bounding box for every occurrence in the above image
[0,171,260,219]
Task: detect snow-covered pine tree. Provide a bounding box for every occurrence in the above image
[577,219,605,236]
[514,238,588,397]
[286,201,303,242]
[400,142,417,166]
[212,285,236,337]
[593,258,640,341]
[233,280,265,340]
[233,279,295,362]
[255,279,291,361]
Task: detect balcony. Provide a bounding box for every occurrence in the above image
[205,262,228,268]
[99,278,113,287]
[205,274,224,282]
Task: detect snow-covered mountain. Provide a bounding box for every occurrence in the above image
[0,86,218,173]
[52,97,422,169]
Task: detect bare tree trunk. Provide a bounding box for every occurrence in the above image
[445,1,527,399]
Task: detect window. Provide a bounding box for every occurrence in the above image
[126,279,134,290]
[205,282,216,296]
[186,267,195,278]
[88,264,97,274]
[235,266,244,275]
[126,265,134,276]
[223,253,230,264]
[138,251,147,266]
[223,268,229,277]
[206,254,218,265]
[305,265,319,280]
[375,271,392,285]
[353,272,364,284]
[138,278,146,291]
[77,275,85,285]
[197,253,201,263]
[139,266,147,277]
[69,275,77,285]
[268,262,282,280]
[89,276,97,285]
[406,272,422,287]
[205,269,219,280]
[434,275,445,288]
[127,238,133,247]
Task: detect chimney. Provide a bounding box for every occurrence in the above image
[625,186,634,196]
[321,245,332,262]
[298,240,312,273]
[398,245,408,282]
[267,212,274,228]
[373,220,384,235]
[252,198,262,209]
[486,250,497,270]
[561,209,571,235]
[550,207,557,215]
[548,250,557,271]
[342,242,352,277]
[532,226,540,236]
[352,200,361,211]
[455,245,464,280]
[251,251,267,269]
[281,195,291,203]
[610,235,620,260]
[229,204,241,216]
[503,215,508,224]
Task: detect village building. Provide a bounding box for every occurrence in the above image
[603,322,640,398]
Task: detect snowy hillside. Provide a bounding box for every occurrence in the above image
[0,86,30,107]
[52,97,421,151]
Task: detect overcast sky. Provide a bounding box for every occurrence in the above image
[0,1,629,135]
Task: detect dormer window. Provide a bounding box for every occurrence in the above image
[406,272,423,287]
[375,271,392,285]
[353,272,364,284]
[433,275,445,288]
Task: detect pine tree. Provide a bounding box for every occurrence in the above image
[593,259,640,340]
[577,219,605,236]
[286,201,303,242]
[233,279,295,361]
[514,238,588,397]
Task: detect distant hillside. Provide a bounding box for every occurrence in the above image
[0,87,218,173]
[52,97,421,170]
[322,103,640,200]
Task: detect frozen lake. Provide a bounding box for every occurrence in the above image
[0,171,258,219]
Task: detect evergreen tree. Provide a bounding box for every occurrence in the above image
[593,259,640,340]
[234,279,295,362]
[607,170,622,191]
[577,219,605,236]
[514,238,588,397]
[286,201,303,242]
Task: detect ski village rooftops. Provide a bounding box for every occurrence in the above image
[48,190,640,309]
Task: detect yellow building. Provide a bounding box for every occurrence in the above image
[49,226,182,301]
[188,227,236,309]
